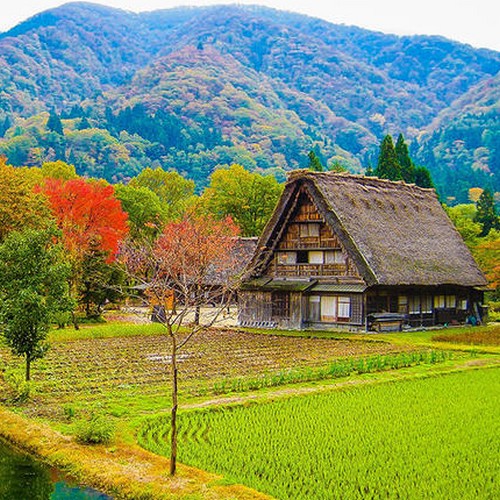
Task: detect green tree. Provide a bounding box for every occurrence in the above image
[41,160,78,180]
[79,238,125,318]
[46,111,64,136]
[129,167,196,221]
[375,135,402,180]
[202,164,283,236]
[114,184,166,240]
[0,228,73,381]
[414,166,434,188]
[445,204,482,248]
[307,150,324,172]
[395,133,415,183]
[474,188,499,237]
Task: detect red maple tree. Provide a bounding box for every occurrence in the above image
[41,178,129,262]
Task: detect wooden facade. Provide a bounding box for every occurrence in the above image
[239,172,488,331]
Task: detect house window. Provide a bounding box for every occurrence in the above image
[338,296,351,320]
[271,292,290,319]
[459,299,468,310]
[321,296,337,322]
[300,223,320,237]
[296,251,308,263]
[324,250,346,264]
[308,295,321,322]
[434,295,456,309]
[421,296,432,313]
[409,296,420,314]
[434,295,446,309]
[277,251,297,265]
[319,295,351,322]
[398,295,408,313]
[309,251,324,264]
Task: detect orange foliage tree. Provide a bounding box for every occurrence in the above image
[121,213,240,476]
[41,178,129,324]
[41,178,129,262]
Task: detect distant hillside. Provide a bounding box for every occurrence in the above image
[412,73,500,203]
[0,2,499,196]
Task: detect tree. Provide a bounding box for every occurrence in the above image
[114,184,166,241]
[129,167,196,221]
[474,188,499,237]
[41,178,129,325]
[42,178,129,262]
[375,135,402,180]
[0,228,73,381]
[414,166,434,188]
[79,237,125,318]
[0,158,52,242]
[445,204,482,248]
[307,150,324,172]
[41,161,78,180]
[121,214,240,476]
[46,111,64,136]
[395,134,415,183]
[201,164,283,236]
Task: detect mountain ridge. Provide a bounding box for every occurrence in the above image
[0,2,498,201]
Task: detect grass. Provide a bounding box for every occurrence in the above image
[139,368,500,500]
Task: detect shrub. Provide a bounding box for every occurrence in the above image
[4,369,31,403]
[75,414,115,445]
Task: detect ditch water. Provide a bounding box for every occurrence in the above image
[0,439,111,499]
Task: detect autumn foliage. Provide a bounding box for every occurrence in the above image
[154,214,240,285]
[41,178,129,261]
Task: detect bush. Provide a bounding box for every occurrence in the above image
[75,414,115,445]
[4,369,31,403]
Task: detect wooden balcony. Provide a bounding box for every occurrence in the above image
[273,263,347,277]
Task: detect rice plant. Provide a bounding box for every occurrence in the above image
[139,368,500,500]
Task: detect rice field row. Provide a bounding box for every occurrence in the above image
[138,368,500,500]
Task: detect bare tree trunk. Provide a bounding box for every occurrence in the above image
[170,333,178,476]
[25,354,31,382]
[71,310,80,330]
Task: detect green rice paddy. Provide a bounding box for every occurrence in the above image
[139,368,500,499]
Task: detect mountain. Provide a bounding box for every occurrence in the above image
[0,2,498,196]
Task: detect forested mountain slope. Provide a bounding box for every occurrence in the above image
[0,2,498,198]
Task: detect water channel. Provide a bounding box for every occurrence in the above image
[0,439,111,499]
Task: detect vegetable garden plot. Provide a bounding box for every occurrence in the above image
[0,329,413,417]
[139,368,500,500]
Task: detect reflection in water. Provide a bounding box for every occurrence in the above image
[0,439,111,499]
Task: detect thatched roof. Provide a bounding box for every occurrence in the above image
[245,171,487,287]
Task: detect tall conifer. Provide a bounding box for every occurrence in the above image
[375,135,402,180]
[395,133,415,183]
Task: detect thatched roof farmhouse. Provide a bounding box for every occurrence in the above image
[239,171,487,331]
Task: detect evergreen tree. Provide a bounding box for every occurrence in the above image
[77,116,91,130]
[46,111,64,136]
[414,166,434,189]
[307,150,324,172]
[395,133,415,183]
[474,188,499,237]
[375,135,402,180]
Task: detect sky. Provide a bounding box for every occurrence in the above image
[1,0,499,52]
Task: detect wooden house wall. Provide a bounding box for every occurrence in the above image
[266,192,361,279]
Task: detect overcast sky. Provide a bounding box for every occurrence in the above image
[1,0,499,51]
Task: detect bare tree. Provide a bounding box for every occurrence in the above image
[120,214,240,475]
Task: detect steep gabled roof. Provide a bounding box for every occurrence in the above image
[245,171,487,287]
